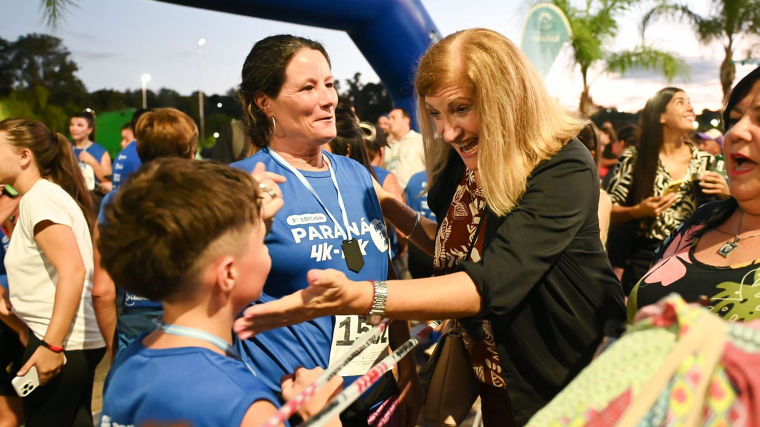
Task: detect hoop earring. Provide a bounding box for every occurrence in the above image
[271,116,277,136]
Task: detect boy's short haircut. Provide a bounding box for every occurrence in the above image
[121,122,133,132]
[98,158,263,302]
[135,108,199,163]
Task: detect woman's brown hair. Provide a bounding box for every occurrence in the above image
[239,34,331,152]
[0,118,94,230]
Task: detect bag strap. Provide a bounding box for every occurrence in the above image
[616,313,726,427]
[465,210,489,261]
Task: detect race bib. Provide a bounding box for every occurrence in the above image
[79,162,95,191]
[328,315,389,376]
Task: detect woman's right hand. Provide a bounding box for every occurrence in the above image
[636,194,676,218]
[281,366,343,421]
[234,269,368,339]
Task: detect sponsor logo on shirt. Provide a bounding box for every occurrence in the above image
[288,216,389,263]
[124,293,151,307]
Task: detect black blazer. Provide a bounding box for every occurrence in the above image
[428,140,626,425]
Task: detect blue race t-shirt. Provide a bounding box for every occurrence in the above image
[372,165,390,187]
[404,170,436,221]
[101,340,279,427]
[112,141,142,190]
[372,166,399,259]
[72,142,109,184]
[231,149,389,391]
[404,171,436,279]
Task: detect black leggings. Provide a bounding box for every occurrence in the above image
[21,333,105,427]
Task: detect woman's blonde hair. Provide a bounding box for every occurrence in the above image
[415,28,587,216]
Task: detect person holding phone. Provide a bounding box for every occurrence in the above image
[606,88,729,294]
[628,66,760,321]
[0,118,105,427]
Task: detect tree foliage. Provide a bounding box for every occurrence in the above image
[338,73,394,123]
[1,30,392,151]
[550,0,689,115]
[642,0,760,100]
[0,33,88,132]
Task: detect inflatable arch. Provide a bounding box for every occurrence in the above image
[159,0,441,123]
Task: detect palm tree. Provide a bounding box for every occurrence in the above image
[40,0,78,30]
[642,0,760,101]
[551,0,689,115]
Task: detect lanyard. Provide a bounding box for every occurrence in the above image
[160,323,257,376]
[265,147,353,240]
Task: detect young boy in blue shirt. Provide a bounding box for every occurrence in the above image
[97,158,342,427]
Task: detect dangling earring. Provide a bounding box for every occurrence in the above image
[271,116,277,136]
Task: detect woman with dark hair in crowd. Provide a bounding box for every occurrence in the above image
[606,87,729,293]
[70,110,112,209]
[231,34,420,427]
[627,67,760,321]
[235,28,625,426]
[0,118,105,427]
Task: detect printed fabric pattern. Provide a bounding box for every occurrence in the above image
[628,203,760,323]
[432,169,505,389]
[606,145,713,241]
[526,295,760,427]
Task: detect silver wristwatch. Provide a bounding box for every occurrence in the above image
[365,280,387,325]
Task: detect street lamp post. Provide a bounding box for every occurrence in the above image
[141,73,151,108]
[197,38,206,143]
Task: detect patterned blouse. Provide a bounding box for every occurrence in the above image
[606,144,714,241]
[628,203,760,323]
[433,170,506,389]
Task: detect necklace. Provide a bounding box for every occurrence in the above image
[717,210,760,257]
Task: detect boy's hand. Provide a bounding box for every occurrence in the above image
[280,366,343,421]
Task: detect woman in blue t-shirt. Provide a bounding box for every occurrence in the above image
[70,111,112,205]
[232,34,420,427]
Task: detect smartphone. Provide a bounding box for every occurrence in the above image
[12,366,39,397]
[662,179,684,196]
[2,185,18,198]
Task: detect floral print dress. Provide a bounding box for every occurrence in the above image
[628,203,760,323]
